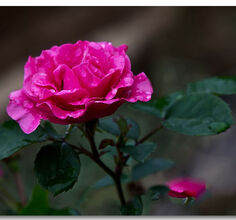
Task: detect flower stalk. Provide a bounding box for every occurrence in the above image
[84,121,126,207]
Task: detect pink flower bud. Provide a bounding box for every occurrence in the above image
[167,177,206,199]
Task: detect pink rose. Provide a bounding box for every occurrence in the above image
[7,41,153,134]
[167,178,206,199]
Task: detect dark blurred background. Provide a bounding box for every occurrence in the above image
[0,6,236,215]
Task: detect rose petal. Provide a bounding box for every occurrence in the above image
[7,90,41,134]
[72,63,101,90]
[35,50,57,76]
[77,98,124,123]
[54,41,87,68]
[24,56,36,81]
[51,88,90,105]
[117,72,153,102]
[37,100,86,120]
[167,178,206,199]
[53,64,81,90]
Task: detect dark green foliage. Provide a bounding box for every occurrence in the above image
[187,76,236,95]
[0,120,49,160]
[99,116,140,139]
[34,142,81,196]
[121,143,157,163]
[120,196,143,215]
[132,91,184,119]
[163,94,234,135]
[132,158,174,181]
[19,185,79,215]
[148,185,170,200]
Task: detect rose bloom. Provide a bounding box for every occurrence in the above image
[7,41,153,134]
[167,178,206,199]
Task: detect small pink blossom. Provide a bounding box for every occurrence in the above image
[7,41,153,134]
[167,178,206,199]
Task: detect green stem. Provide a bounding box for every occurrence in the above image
[63,124,73,141]
[64,121,127,207]
[83,122,126,206]
[74,143,126,206]
[184,197,193,206]
[137,125,163,145]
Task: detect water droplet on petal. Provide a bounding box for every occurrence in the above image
[123,77,133,85]
[23,100,33,108]
[82,72,87,77]
[112,89,117,95]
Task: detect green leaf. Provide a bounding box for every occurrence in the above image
[19,185,79,215]
[42,121,62,140]
[187,76,236,95]
[132,91,184,119]
[0,120,49,160]
[99,116,140,139]
[121,143,157,163]
[162,94,234,136]
[120,196,143,215]
[19,185,49,215]
[114,116,129,136]
[99,139,115,150]
[99,117,120,136]
[148,185,170,200]
[92,176,114,189]
[132,158,174,181]
[100,145,118,157]
[92,175,131,190]
[126,120,140,140]
[34,142,81,196]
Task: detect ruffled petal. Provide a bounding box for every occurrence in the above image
[7,90,42,134]
[72,63,101,91]
[54,41,87,68]
[35,50,57,76]
[24,56,36,81]
[53,64,81,90]
[119,72,153,102]
[37,100,86,120]
[75,98,124,123]
[105,71,134,100]
[24,51,57,99]
[50,88,90,105]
